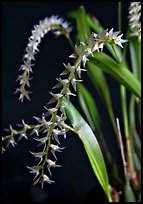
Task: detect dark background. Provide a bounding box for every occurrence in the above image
[2,2,129,203]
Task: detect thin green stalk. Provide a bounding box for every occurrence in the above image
[129,95,141,160]
[66,35,75,51]
[138,38,141,82]
[118,2,121,31]
[120,86,133,170]
[62,122,78,134]
[112,44,121,63]
[112,45,138,188]
[123,29,129,60]
[120,79,138,189]
[116,118,127,178]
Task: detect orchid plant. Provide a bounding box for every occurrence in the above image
[2,2,141,202]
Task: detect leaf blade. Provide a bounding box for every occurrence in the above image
[86,61,118,135]
[76,6,91,42]
[77,82,100,131]
[89,52,141,98]
[62,97,112,202]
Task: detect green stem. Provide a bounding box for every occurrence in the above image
[120,83,138,189]
[112,43,138,188]
[112,44,121,63]
[118,2,121,31]
[129,95,141,160]
[61,122,78,134]
[138,38,141,82]
[66,35,75,51]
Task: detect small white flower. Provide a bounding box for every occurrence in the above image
[69,44,89,67]
[97,29,108,41]
[7,124,18,135]
[53,30,62,37]
[114,34,128,48]
[55,115,67,124]
[71,78,83,91]
[52,128,66,143]
[52,78,69,90]
[65,88,76,101]
[92,42,99,52]
[33,115,52,128]
[44,107,57,116]
[83,33,95,48]
[18,133,28,141]
[41,174,55,188]
[61,63,76,79]
[19,62,34,73]
[33,136,48,144]
[60,105,66,117]
[17,89,31,102]
[76,65,86,78]
[17,119,31,130]
[50,144,65,160]
[30,128,39,136]
[27,165,42,180]
[47,159,61,175]
[30,151,46,164]
[7,136,17,148]
[16,74,32,88]
[107,28,128,48]
[49,92,63,101]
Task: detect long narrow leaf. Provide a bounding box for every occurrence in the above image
[89,52,141,98]
[129,36,139,78]
[87,61,117,135]
[76,6,91,42]
[77,83,114,168]
[77,83,100,131]
[62,97,112,202]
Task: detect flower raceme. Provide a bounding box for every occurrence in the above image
[128,2,141,39]
[3,14,128,188]
[15,15,72,102]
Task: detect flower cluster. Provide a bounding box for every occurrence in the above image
[128,2,141,40]
[3,23,127,188]
[15,15,72,102]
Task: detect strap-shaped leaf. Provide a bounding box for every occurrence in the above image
[76,6,91,42]
[77,82,100,131]
[86,61,117,134]
[129,36,141,81]
[62,97,112,202]
[89,52,141,98]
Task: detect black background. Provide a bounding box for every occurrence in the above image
[2,2,130,203]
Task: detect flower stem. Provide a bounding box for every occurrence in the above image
[116,118,128,178]
[120,85,138,189]
[111,44,121,63]
[66,35,75,51]
[61,122,78,134]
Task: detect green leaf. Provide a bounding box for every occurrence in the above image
[77,83,113,167]
[87,61,117,135]
[76,6,91,42]
[129,36,141,81]
[62,97,112,202]
[77,82,100,131]
[89,52,141,98]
